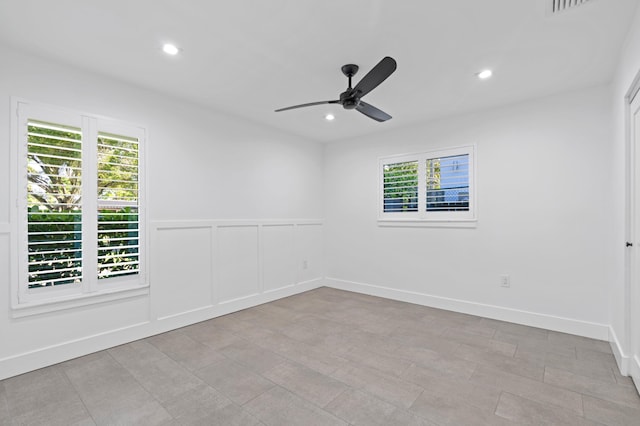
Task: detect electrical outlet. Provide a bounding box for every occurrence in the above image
[500,274,510,288]
[302,260,309,269]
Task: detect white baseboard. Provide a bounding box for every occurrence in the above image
[609,326,629,376]
[0,321,153,381]
[631,355,640,391]
[324,277,609,340]
[151,278,323,333]
[0,278,323,380]
[610,327,640,393]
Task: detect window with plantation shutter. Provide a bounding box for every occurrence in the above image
[379,146,476,225]
[13,100,147,309]
[97,132,140,279]
[27,120,83,289]
[383,160,418,212]
[426,153,470,212]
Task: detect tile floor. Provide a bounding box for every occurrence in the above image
[1,287,639,425]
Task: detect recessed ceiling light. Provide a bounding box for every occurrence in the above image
[162,43,180,56]
[477,69,493,80]
[325,114,335,121]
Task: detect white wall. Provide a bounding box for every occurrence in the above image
[609,5,640,375]
[0,44,324,380]
[324,85,613,339]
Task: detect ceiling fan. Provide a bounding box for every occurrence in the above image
[275,56,397,122]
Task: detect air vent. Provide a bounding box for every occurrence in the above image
[550,0,592,14]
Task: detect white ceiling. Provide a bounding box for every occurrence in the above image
[0,0,637,142]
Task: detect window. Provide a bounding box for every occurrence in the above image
[27,120,84,290]
[97,132,141,280]
[382,160,418,212]
[426,152,470,212]
[13,100,146,308]
[379,145,475,225]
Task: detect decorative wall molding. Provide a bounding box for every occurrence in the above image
[151,219,323,230]
[0,222,9,234]
[325,277,610,341]
[0,218,324,380]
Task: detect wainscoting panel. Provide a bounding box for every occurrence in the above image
[0,219,323,380]
[296,223,324,283]
[262,224,296,293]
[151,219,323,318]
[217,225,260,304]
[153,226,214,319]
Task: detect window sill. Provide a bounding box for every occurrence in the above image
[11,285,149,318]
[377,219,477,228]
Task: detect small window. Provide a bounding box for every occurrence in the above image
[379,145,475,225]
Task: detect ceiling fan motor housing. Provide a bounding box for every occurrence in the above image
[340,90,360,109]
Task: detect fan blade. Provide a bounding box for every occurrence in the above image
[352,57,397,98]
[275,100,340,112]
[356,101,392,122]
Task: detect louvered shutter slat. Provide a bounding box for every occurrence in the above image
[27,120,83,289]
[426,154,470,212]
[383,160,419,212]
[97,132,140,279]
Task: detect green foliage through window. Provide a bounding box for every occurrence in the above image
[98,208,139,279]
[27,120,83,288]
[383,161,419,212]
[97,132,140,279]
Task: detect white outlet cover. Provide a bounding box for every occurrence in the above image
[500,275,510,287]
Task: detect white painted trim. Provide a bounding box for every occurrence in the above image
[204,278,322,320]
[0,278,323,380]
[151,279,322,332]
[0,321,152,382]
[324,277,609,340]
[625,72,640,390]
[154,304,216,322]
[377,219,477,228]
[632,355,640,390]
[152,219,323,230]
[610,326,630,376]
[11,286,149,318]
[219,292,262,306]
[0,222,9,234]
[264,283,296,294]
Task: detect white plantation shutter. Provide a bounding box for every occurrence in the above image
[97,132,140,279]
[15,100,146,307]
[382,160,419,212]
[426,153,470,212]
[26,120,84,289]
[551,0,590,14]
[379,146,475,224]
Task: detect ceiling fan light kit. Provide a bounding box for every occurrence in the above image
[275,56,397,122]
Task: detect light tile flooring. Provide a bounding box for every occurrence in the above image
[1,287,639,425]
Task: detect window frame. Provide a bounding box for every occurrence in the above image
[378,145,477,227]
[11,98,148,315]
